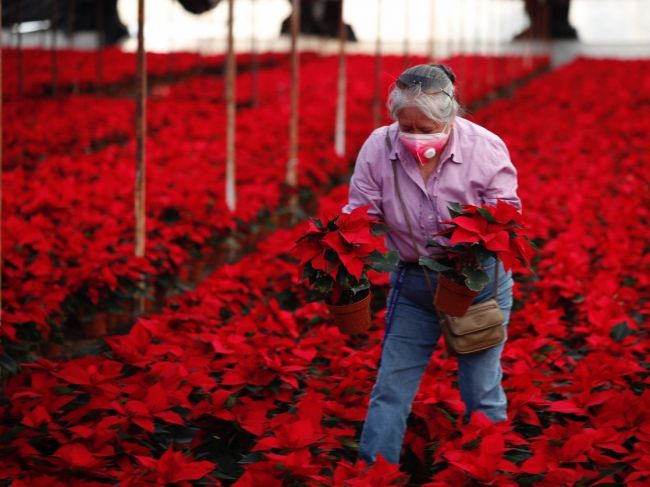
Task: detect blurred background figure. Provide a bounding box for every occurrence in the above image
[516,0,577,39]
[279,0,356,40]
[1,0,221,45]
[1,0,356,46]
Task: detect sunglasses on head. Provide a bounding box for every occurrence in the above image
[396,64,456,96]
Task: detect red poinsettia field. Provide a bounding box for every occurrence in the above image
[2,48,546,365]
[2,47,649,485]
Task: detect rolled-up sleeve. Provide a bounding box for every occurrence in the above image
[482,137,522,211]
[342,134,384,217]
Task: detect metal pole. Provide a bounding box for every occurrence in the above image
[334,0,346,157]
[225,0,236,211]
[135,0,147,313]
[286,0,299,189]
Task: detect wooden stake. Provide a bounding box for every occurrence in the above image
[51,0,59,97]
[135,0,147,313]
[286,0,299,189]
[96,0,105,92]
[427,0,436,62]
[1,0,4,317]
[334,0,346,157]
[17,0,23,98]
[402,0,410,70]
[457,0,467,86]
[67,0,78,94]
[250,0,259,107]
[372,0,382,128]
[225,0,237,212]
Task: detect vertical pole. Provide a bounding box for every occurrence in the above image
[66,0,74,38]
[1,0,4,317]
[67,0,78,93]
[135,0,147,313]
[225,0,236,211]
[427,0,436,62]
[489,0,499,89]
[250,0,259,107]
[541,0,551,67]
[372,0,382,128]
[334,0,346,157]
[17,0,23,98]
[166,0,174,82]
[51,0,59,97]
[456,0,467,90]
[402,0,410,70]
[471,0,481,96]
[96,0,105,92]
[479,0,490,94]
[286,0,299,190]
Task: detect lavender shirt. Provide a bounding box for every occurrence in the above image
[342,117,522,262]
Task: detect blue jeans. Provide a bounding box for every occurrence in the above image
[358,257,513,465]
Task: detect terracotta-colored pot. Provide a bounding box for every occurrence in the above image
[108,301,134,335]
[206,248,225,268]
[84,312,109,338]
[434,273,480,317]
[327,291,372,335]
[46,343,65,358]
[188,257,203,283]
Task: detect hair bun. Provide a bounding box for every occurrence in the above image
[430,63,456,84]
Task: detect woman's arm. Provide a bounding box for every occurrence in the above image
[342,133,384,217]
[482,137,522,211]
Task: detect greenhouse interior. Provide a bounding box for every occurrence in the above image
[1,0,650,485]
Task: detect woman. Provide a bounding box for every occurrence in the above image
[342,63,521,465]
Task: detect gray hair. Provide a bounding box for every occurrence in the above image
[387,64,463,123]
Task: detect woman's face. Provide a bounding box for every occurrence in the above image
[397,106,447,134]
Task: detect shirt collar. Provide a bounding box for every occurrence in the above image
[387,120,463,164]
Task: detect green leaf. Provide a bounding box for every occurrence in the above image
[337,436,359,450]
[370,222,391,236]
[367,249,400,273]
[472,245,495,262]
[419,257,452,272]
[611,321,633,342]
[477,207,495,222]
[311,217,324,230]
[0,353,19,375]
[448,202,464,217]
[350,282,371,295]
[239,451,266,464]
[324,248,339,263]
[462,268,489,291]
[462,438,481,450]
[425,239,446,249]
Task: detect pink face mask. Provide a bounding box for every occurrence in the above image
[399,127,451,165]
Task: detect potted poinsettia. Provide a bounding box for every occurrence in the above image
[291,205,399,334]
[419,199,536,316]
